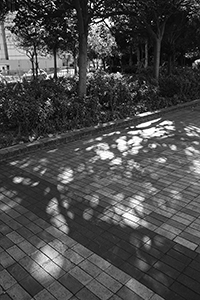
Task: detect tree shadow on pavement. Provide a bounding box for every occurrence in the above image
[1,107,200,300]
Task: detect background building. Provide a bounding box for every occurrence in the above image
[0,14,63,75]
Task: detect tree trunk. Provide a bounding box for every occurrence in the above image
[153,37,162,82]
[53,47,57,79]
[34,44,38,78]
[78,32,87,97]
[136,46,140,66]
[144,39,148,69]
[75,0,89,98]
[167,54,172,75]
[129,45,133,66]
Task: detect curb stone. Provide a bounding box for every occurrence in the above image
[1,98,200,163]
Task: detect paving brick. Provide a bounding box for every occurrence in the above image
[183,266,200,283]
[0,294,13,300]
[0,237,14,250]
[7,263,29,282]
[86,279,113,300]
[96,272,122,293]
[0,251,15,268]
[76,287,99,300]
[42,259,65,279]
[48,239,68,254]
[7,283,32,300]
[147,267,174,287]
[140,274,170,298]
[177,273,200,295]
[160,255,185,272]
[34,289,56,300]
[28,235,46,249]
[173,236,197,251]
[6,245,26,261]
[170,281,200,300]
[54,254,75,272]
[117,286,143,300]
[0,224,12,235]
[47,281,73,300]
[69,266,93,285]
[59,273,84,294]
[106,265,131,284]
[6,231,24,244]
[0,270,16,290]
[40,244,59,260]
[16,227,34,240]
[31,250,50,267]
[172,243,197,259]
[64,249,84,264]
[72,243,93,258]
[19,256,40,274]
[126,277,154,299]
[18,240,37,255]
[19,274,43,297]
[79,259,102,278]
[31,266,54,288]
[88,254,111,270]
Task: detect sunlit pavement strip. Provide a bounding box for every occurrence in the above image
[1,106,200,299]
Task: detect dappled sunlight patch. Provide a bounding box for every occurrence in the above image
[85,194,99,208]
[58,167,74,184]
[185,125,200,137]
[143,235,152,246]
[44,187,51,195]
[76,163,85,172]
[66,211,74,220]
[95,137,103,141]
[148,143,158,149]
[62,198,70,209]
[88,155,100,164]
[86,142,114,160]
[113,193,124,203]
[156,157,167,163]
[110,157,122,165]
[13,176,24,184]
[136,118,161,129]
[46,198,59,216]
[185,146,200,156]
[47,148,58,153]
[169,144,177,151]
[123,211,140,227]
[57,184,68,193]
[83,208,93,220]
[127,146,143,155]
[103,131,121,137]
[30,181,40,187]
[115,136,129,152]
[31,244,63,278]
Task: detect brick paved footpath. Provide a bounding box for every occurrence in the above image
[1,105,200,300]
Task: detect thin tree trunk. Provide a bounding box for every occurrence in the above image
[53,47,57,79]
[167,54,172,75]
[1,22,9,60]
[34,44,38,78]
[153,37,162,82]
[144,39,148,69]
[136,46,140,66]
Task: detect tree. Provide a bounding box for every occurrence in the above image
[88,22,118,71]
[10,7,44,78]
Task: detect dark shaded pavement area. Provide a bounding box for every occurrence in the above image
[1,105,200,300]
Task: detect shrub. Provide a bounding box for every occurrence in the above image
[1,67,200,149]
